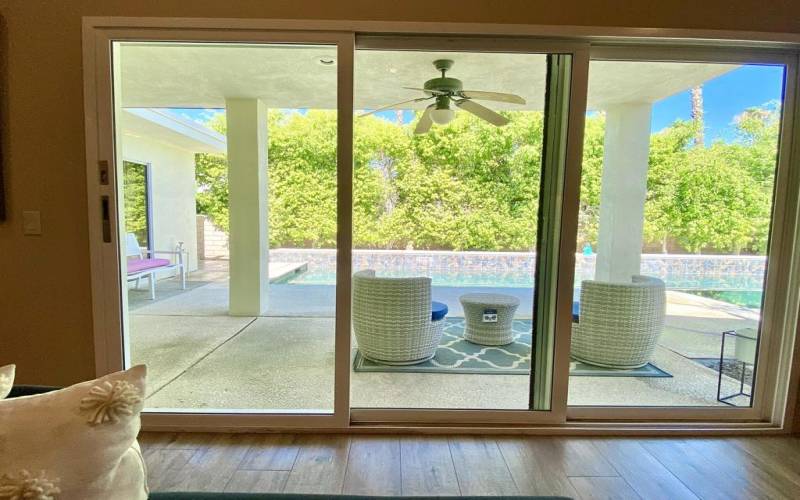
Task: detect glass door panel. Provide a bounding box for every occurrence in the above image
[112,41,339,412]
[568,59,785,407]
[122,160,152,251]
[348,46,566,411]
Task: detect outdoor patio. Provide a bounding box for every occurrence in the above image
[113,42,770,412]
[129,259,758,410]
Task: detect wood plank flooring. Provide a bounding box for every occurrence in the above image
[139,432,800,499]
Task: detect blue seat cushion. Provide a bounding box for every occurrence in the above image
[431,301,448,321]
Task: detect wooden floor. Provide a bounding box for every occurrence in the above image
[139,432,800,499]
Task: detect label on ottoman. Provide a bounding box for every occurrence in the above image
[482,308,498,322]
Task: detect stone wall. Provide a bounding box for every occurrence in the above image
[197,222,766,290]
[197,215,229,260]
[268,249,766,291]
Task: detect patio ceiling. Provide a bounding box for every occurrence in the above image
[120,108,227,153]
[118,42,737,111]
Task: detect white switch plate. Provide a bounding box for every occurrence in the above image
[22,210,42,235]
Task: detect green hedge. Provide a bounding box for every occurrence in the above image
[195,105,778,254]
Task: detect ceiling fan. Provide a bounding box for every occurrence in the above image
[360,59,527,134]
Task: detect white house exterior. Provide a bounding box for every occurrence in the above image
[119,108,226,274]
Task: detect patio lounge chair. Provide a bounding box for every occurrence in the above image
[352,270,447,365]
[570,275,666,369]
[125,233,187,300]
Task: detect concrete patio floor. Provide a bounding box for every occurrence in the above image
[129,260,758,410]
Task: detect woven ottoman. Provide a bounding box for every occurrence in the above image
[459,293,520,346]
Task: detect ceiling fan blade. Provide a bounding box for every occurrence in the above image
[460,90,526,105]
[359,96,432,117]
[455,99,509,126]
[415,105,435,134]
[402,86,445,95]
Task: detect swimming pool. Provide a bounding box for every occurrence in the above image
[280,268,765,307]
[281,270,536,287]
[687,290,764,309]
[269,249,767,310]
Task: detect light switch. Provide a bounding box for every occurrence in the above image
[22,210,42,235]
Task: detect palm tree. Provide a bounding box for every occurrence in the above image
[691,85,705,147]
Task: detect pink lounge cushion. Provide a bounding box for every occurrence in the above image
[127,257,171,274]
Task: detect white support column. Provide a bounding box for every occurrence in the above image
[595,103,652,283]
[226,99,269,315]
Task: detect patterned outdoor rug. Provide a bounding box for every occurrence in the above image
[353,318,672,377]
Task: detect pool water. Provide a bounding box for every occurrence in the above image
[283,270,536,287]
[280,268,764,309]
[687,290,763,309]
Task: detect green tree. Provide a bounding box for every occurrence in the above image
[122,161,149,246]
[353,114,412,248]
[268,110,338,247]
[398,110,544,251]
[195,113,230,232]
[577,113,605,248]
[648,106,779,254]
[671,105,779,253]
[671,146,764,253]
[643,119,696,252]
[191,102,780,255]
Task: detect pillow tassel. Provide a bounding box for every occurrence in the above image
[79,380,142,425]
[0,469,61,500]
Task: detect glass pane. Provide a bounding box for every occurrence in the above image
[113,41,338,412]
[347,49,547,409]
[568,60,784,407]
[122,161,150,251]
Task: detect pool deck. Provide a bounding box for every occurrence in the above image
[268,261,308,282]
[129,259,758,410]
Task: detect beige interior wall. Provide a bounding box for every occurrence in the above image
[0,1,799,432]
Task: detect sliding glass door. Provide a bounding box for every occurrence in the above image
[87,21,800,428]
[567,48,797,420]
[102,33,353,422]
[105,35,584,423]
[347,39,585,422]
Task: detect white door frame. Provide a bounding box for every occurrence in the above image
[349,36,588,426]
[83,25,355,430]
[566,46,800,424]
[82,17,800,432]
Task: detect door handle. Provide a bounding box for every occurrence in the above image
[101,195,111,243]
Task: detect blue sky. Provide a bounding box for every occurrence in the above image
[168,65,784,144]
[650,65,784,142]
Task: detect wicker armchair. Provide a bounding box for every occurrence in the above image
[570,275,666,369]
[352,270,445,365]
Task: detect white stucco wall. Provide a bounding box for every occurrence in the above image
[595,103,652,283]
[121,133,199,273]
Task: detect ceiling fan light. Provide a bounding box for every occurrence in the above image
[430,108,455,125]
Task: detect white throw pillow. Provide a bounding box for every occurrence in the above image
[0,364,148,500]
[0,364,13,399]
